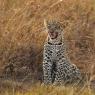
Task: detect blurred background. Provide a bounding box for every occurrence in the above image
[0,0,95,86]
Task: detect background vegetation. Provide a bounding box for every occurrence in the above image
[0,0,95,94]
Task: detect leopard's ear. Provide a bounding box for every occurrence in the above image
[44,19,48,32]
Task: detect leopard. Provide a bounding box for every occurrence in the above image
[43,20,82,86]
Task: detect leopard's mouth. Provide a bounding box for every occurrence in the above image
[48,31,58,39]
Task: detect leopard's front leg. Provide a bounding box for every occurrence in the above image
[43,45,54,85]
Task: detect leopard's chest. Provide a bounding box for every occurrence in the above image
[44,43,65,61]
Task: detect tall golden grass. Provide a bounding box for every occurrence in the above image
[0,0,95,94]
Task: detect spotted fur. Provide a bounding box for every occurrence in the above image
[43,20,82,85]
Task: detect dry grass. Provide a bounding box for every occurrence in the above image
[0,0,95,94]
[0,82,95,95]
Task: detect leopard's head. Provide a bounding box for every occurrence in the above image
[44,19,63,39]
